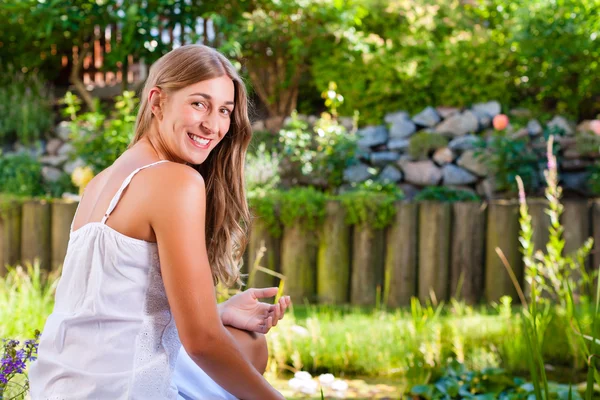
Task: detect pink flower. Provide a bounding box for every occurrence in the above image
[590,120,600,136]
[493,114,509,131]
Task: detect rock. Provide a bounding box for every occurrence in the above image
[448,135,480,151]
[46,138,64,156]
[562,159,592,171]
[561,171,589,195]
[457,150,488,177]
[476,177,497,199]
[436,107,460,119]
[527,119,543,136]
[563,148,581,159]
[577,120,595,133]
[412,106,440,127]
[370,151,400,166]
[357,125,388,148]
[471,108,491,129]
[509,108,533,118]
[40,155,69,167]
[472,101,501,118]
[388,118,416,139]
[384,111,410,124]
[556,136,576,147]
[432,147,455,165]
[251,120,266,132]
[547,115,574,136]
[56,121,72,141]
[14,141,45,158]
[338,116,355,132]
[387,138,410,151]
[442,164,478,185]
[398,183,420,200]
[378,165,403,183]
[509,128,529,140]
[42,166,63,183]
[435,111,479,136]
[343,163,374,183]
[57,143,74,157]
[63,157,86,175]
[398,160,442,186]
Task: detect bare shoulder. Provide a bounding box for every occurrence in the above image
[145,162,206,223]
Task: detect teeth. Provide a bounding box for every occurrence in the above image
[189,133,210,145]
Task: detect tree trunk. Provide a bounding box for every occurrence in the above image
[70,45,96,111]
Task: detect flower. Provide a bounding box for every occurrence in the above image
[299,379,318,395]
[319,373,335,387]
[71,166,95,195]
[590,119,600,136]
[294,371,312,381]
[492,114,509,131]
[1,330,40,392]
[331,379,349,392]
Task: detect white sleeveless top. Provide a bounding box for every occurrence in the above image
[29,160,183,399]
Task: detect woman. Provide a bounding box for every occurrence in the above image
[28,44,289,399]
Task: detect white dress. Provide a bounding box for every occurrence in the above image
[28,160,237,400]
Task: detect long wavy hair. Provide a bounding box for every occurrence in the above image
[130,44,252,287]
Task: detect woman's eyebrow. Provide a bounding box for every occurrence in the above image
[189,92,234,106]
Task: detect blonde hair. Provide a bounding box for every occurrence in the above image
[130,44,252,287]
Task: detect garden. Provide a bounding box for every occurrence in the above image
[2,0,600,398]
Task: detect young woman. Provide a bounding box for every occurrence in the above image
[28,44,289,399]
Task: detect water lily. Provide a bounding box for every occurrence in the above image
[294,371,312,381]
[318,373,335,387]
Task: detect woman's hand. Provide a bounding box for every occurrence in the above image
[220,288,291,334]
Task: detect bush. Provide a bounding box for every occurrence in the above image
[64,91,138,173]
[414,186,480,203]
[0,151,44,197]
[338,180,404,229]
[408,132,449,160]
[0,65,54,146]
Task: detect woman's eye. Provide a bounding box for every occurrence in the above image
[221,108,232,117]
[193,102,207,110]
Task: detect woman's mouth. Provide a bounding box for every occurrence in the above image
[187,132,212,149]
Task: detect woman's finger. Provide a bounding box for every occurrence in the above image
[272,302,281,326]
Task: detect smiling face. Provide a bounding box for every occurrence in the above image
[149,75,235,165]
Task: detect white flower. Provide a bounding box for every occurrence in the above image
[288,378,304,391]
[331,379,349,392]
[299,379,318,395]
[290,325,309,337]
[294,371,312,381]
[318,373,335,387]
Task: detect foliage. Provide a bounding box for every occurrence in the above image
[408,132,449,160]
[0,330,39,400]
[0,65,54,146]
[278,111,358,191]
[575,132,600,156]
[0,151,44,197]
[247,189,282,238]
[475,133,539,194]
[64,91,138,173]
[212,0,367,126]
[414,187,480,203]
[410,360,582,400]
[338,180,404,229]
[277,187,327,231]
[587,164,600,196]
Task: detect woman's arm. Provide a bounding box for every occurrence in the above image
[149,163,283,400]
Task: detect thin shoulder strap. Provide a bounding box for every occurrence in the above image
[101,160,170,224]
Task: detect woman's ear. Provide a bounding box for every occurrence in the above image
[148,87,164,120]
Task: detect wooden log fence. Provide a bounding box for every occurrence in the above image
[2,198,600,306]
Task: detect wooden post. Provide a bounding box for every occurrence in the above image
[350,224,385,306]
[450,202,486,304]
[485,200,523,302]
[317,201,350,304]
[562,200,591,269]
[21,200,52,271]
[247,217,281,289]
[280,222,318,302]
[528,198,550,254]
[51,200,78,273]
[0,200,22,275]
[384,201,418,307]
[418,202,451,303]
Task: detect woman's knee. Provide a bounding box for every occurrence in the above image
[225,326,268,374]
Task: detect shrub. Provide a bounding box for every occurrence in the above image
[408,132,449,160]
[0,151,44,197]
[414,186,480,203]
[338,180,404,229]
[0,65,54,146]
[63,91,138,173]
